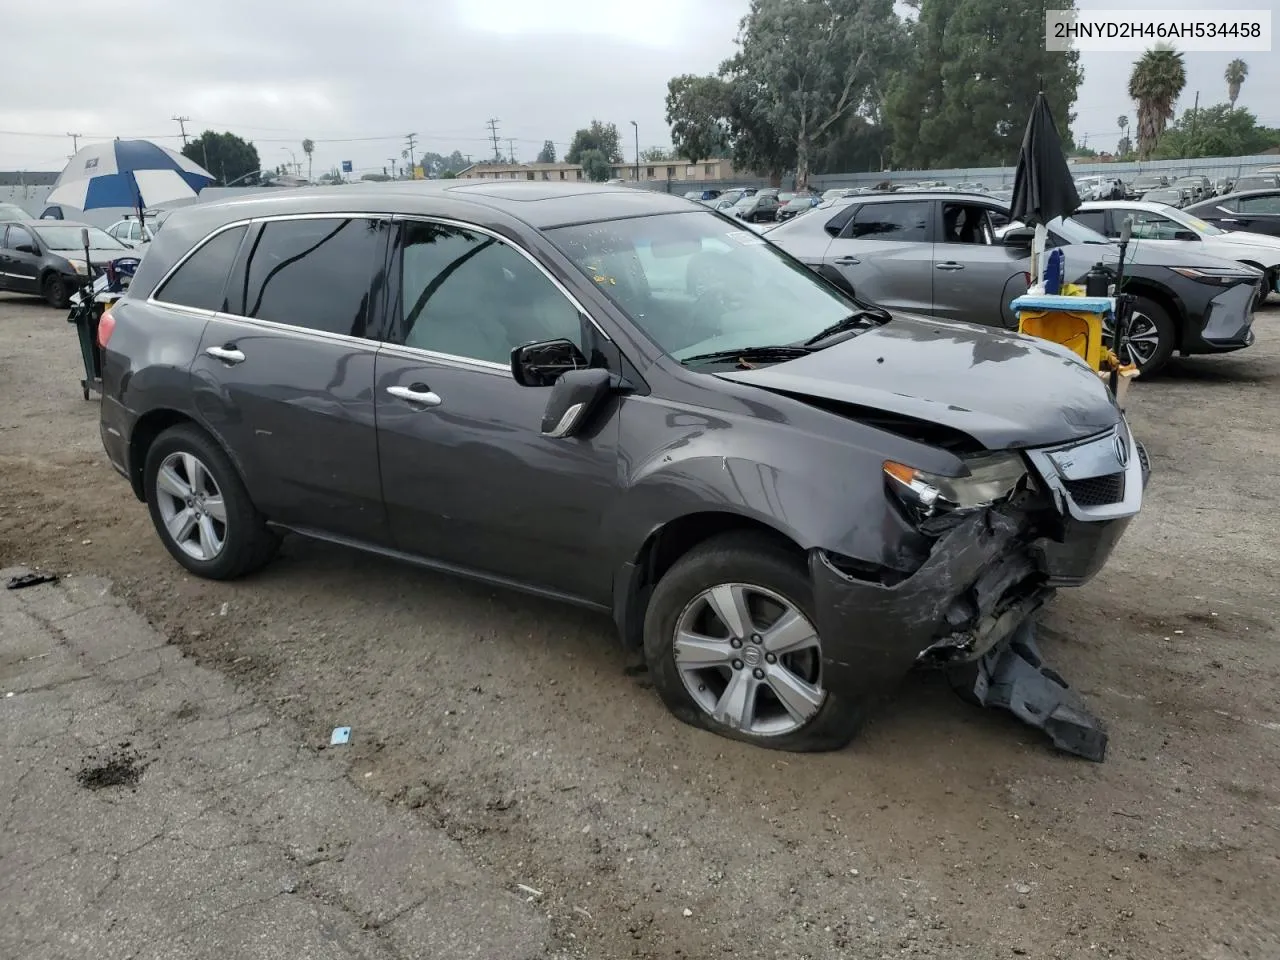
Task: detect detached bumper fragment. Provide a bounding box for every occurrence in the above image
[967,619,1108,762]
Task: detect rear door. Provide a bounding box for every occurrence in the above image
[931,200,1030,329]
[187,215,393,545]
[824,199,933,313]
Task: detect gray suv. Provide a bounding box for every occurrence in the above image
[98,182,1147,751]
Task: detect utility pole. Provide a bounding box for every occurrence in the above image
[66,132,82,153]
[506,139,517,164]
[487,119,502,162]
[172,116,191,146]
[388,158,397,179]
[405,133,418,178]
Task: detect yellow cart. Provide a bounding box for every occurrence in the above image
[1010,293,1139,405]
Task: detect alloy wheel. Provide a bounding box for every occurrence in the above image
[1103,312,1160,368]
[154,451,227,561]
[673,582,825,736]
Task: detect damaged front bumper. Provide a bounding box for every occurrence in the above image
[811,422,1150,708]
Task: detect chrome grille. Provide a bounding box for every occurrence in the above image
[1063,472,1125,507]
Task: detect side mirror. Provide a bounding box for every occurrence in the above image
[1003,226,1035,247]
[15,243,38,255]
[511,338,588,388]
[1173,230,1199,242]
[539,368,614,438]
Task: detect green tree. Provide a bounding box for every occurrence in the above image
[182,131,261,185]
[301,138,315,181]
[1225,58,1248,109]
[640,146,676,162]
[886,0,1081,169]
[1152,104,1280,159]
[441,170,458,179]
[721,0,905,187]
[578,148,612,181]
[566,121,623,164]
[536,140,557,164]
[1128,44,1186,159]
[665,74,731,164]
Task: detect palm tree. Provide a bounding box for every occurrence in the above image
[1225,59,1248,109]
[1128,45,1186,159]
[301,138,315,182]
[1117,115,1130,157]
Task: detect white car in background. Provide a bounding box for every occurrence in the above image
[1075,200,1280,301]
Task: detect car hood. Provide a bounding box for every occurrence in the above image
[54,248,137,264]
[715,314,1118,450]
[1109,240,1260,272]
[1211,229,1280,256]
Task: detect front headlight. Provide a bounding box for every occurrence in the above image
[66,259,88,275]
[884,452,1027,520]
[1169,265,1262,286]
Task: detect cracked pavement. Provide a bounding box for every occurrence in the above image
[0,568,556,960]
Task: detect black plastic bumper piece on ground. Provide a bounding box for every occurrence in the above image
[971,619,1108,762]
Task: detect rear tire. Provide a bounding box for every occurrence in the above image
[42,273,71,309]
[143,424,279,580]
[642,531,864,752]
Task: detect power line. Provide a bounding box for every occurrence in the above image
[172,115,191,146]
[487,119,502,162]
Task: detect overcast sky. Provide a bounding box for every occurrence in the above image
[2,0,1275,176]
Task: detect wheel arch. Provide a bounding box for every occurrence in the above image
[611,511,807,651]
[128,409,252,505]
[1120,281,1184,350]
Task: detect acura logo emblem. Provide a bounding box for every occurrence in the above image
[1114,433,1129,467]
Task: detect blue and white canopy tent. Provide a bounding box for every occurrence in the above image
[46,140,215,229]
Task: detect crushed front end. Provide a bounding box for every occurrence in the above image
[810,418,1149,757]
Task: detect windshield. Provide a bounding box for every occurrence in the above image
[0,203,29,220]
[1160,205,1224,235]
[548,211,862,361]
[33,225,128,250]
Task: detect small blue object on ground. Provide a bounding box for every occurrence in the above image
[330,726,352,745]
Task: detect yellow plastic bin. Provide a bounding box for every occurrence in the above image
[1010,293,1114,371]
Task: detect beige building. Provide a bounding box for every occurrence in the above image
[456,158,738,183]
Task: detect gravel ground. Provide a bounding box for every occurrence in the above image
[2,291,1278,960]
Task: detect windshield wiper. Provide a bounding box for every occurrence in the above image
[802,308,890,347]
[681,345,812,366]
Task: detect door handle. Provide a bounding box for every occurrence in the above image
[205,345,245,364]
[935,262,965,271]
[387,384,442,407]
[833,256,861,265]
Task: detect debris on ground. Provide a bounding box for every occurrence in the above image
[5,571,58,590]
[330,726,352,745]
[75,743,147,791]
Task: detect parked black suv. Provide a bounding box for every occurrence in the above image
[99,182,1147,750]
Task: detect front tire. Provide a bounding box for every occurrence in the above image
[143,424,279,580]
[43,273,71,309]
[1108,295,1175,376]
[642,532,864,752]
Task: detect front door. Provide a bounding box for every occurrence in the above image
[374,219,622,604]
[185,216,393,545]
[1,224,41,293]
[824,199,934,313]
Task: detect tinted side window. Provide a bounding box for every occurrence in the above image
[1239,194,1280,214]
[395,221,581,365]
[242,218,386,337]
[154,225,247,311]
[1072,210,1109,235]
[940,203,995,244]
[846,202,929,241]
[5,225,35,249]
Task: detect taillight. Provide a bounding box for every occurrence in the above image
[97,309,116,348]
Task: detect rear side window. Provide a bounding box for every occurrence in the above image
[846,201,930,242]
[154,225,247,311]
[241,217,386,338]
[1238,194,1280,214]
